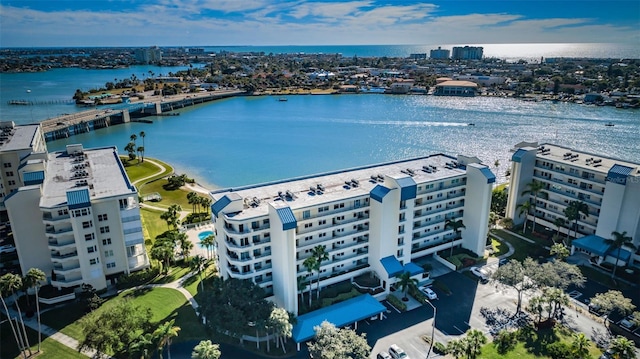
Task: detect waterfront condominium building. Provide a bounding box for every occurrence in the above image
[5,144,149,290]
[210,154,494,314]
[506,142,640,265]
[0,121,48,213]
[430,47,450,59]
[451,46,483,60]
[134,46,162,64]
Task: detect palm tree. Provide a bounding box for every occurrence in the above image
[571,332,591,359]
[605,231,637,280]
[180,238,194,262]
[296,276,307,308]
[1,274,31,357]
[302,256,317,307]
[187,192,198,213]
[200,234,215,260]
[395,271,418,301]
[445,219,466,257]
[130,133,137,146]
[516,201,533,233]
[0,274,26,358]
[130,333,155,359]
[311,245,329,300]
[24,268,46,352]
[465,329,487,359]
[190,255,207,291]
[139,131,146,162]
[445,338,466,359]
[608,336,636,359]
[191,340,221,359]
[154,319,181,359]
[564,201,589,239]
[521,181,546,233]
[553,217,566,238]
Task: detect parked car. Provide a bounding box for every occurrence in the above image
[389,344,409,359]
[377,352,392,359]
[421,286,438,300]
[0,245,16,254]
[470,266,489,283]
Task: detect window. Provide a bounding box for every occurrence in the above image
[89,258,99,265]
[318,206,329,213]
[98,214,108,221]
[354,199,361,208]
[304,223,313,229]
[87,246,96,253]
[102,238,112,245]
[7,180,15,186]
[106,262,116,269]
[5,171,13,177]
[82,221,93,228]
[105,250,114,257]
[263,219,270,226]
[303,210,310,219]
[3,163,11,168]
[318,219,326,225]
[333,203,345,210]
[84,233,95,241]
[58,209,68,216]
[100,226,110,234]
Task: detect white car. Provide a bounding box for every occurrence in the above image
[470,267,489,282]
[389,344,409,359]
[421,286,438,300]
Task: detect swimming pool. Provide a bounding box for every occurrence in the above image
[198,230,214,240]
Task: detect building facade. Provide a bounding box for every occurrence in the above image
[433,80,478,97]
[210,154,494,314]
[134,46,162,64]
[506,142,640,265]
[451,46,483,60]
[5,144,149,290]
[430,47,450,59]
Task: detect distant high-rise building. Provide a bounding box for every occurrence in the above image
[452,46,483,60]
[409,53,427,60]
[134,46,162,64]
[430,47,450,59]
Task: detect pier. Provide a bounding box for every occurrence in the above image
[40,89,243,141]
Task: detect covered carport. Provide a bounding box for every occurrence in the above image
[291,294,386,350]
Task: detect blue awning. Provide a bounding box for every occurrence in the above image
[607,164,634,185]
[609,247,632,262]
[23,171,45,186]
[211,195,232,217]
[380,256,403,277]
[478,167,496,184]
[397,177,417,201]
[572,235,610,256]
[276,207,297,231]
[404,262,424,276]
[512,148,527,163]
[66,189,91,209]
[370,185,390,203]
[292,294,386,343]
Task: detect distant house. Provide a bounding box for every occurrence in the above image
[433,80,478,97]
[389,80,415,94]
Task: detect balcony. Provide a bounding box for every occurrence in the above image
[53,263,81,274]
[45,226,73,235]
[51,276,83,288]
[48,237,76,250]
[50,251,78,262]
[534,173,604,197]
[544,185,601,206]
[42,213,71,223]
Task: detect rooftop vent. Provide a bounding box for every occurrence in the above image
[351,179,359,187]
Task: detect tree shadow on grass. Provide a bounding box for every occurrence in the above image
[519,326,560,357]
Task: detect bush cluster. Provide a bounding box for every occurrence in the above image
[115,267,160,289]
[386,294,407,312]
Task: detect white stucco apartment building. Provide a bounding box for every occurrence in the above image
[506,142,640,266]
[5,144,149,290]
[210,154,494,314]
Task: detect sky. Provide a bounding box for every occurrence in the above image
[0,0,639,47]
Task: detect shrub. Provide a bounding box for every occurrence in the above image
[116,267,160,289]
[386,295,407,312]
[432,280,451,295]
[546,342,572,359]
[433,342,447,355]
[409,285,427,303]
[494,329,518,354]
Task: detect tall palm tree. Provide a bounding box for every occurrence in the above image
[200,234,215,260]
[187,192,198,213]
[395,271,418,301]
[564,201,589,239]
[296,276,307,308]
[302,256,317,307]
[516,201,533,233]
[465,329,487,359]
[571,332,591,359]
[139,131,146,162]
[190,255,207,291]
[521,181,546,233]
[180,237,194,262]
[24,268,46,352]
[130,133,137,146]
[605,231,637,280]
[154,319,181,359]
[311,245,329,300]
[0,274,25,358]
[191,340,221,359]
[1,274,31,357]
[445,219,466,257]
[130,333,155,359]
[608,336,636,359]
[553,217,566,237]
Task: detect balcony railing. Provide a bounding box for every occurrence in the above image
[51,251,78,259]
[45,226,73,234]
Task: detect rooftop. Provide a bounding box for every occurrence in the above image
[435,80,478,88]
[531,143,640,175]
[40,145,136,208]
[0,124,40,152]
[211,154,468,219]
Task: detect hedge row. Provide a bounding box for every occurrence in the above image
[386,294,407,312]
[116,267,160,289]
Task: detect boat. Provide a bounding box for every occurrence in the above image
[468,123,475,126]
[278,97,288,102]
[26,89,31,93]
[605,122,614,127]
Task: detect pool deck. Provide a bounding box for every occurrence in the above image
[183,222,215,259]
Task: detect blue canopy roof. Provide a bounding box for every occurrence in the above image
[404,262,424,276]
[211,195,232,217]
[292,294,386,343]
[276,207,297,230]
[397,177,417,200]
[66,189,91,209]
[572,234,632,261]
[370,185,391,203]
[607,164,634,185]
[380,255,403,277]
[23,171,45,186]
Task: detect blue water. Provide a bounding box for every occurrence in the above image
[198,231,214,240]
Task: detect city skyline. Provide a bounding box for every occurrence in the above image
[1,0,638,47]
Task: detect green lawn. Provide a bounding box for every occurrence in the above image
[41,287,206,344]
[1,317,88,359]
[138,178,193,209]
[141,207,170,242]
[122,156,173,184]
[151,263,193,284]
[489,237,509,257]
[478,327,602,359]
[493,230,550,262]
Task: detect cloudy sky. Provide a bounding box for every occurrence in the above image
[1,0,638,47]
